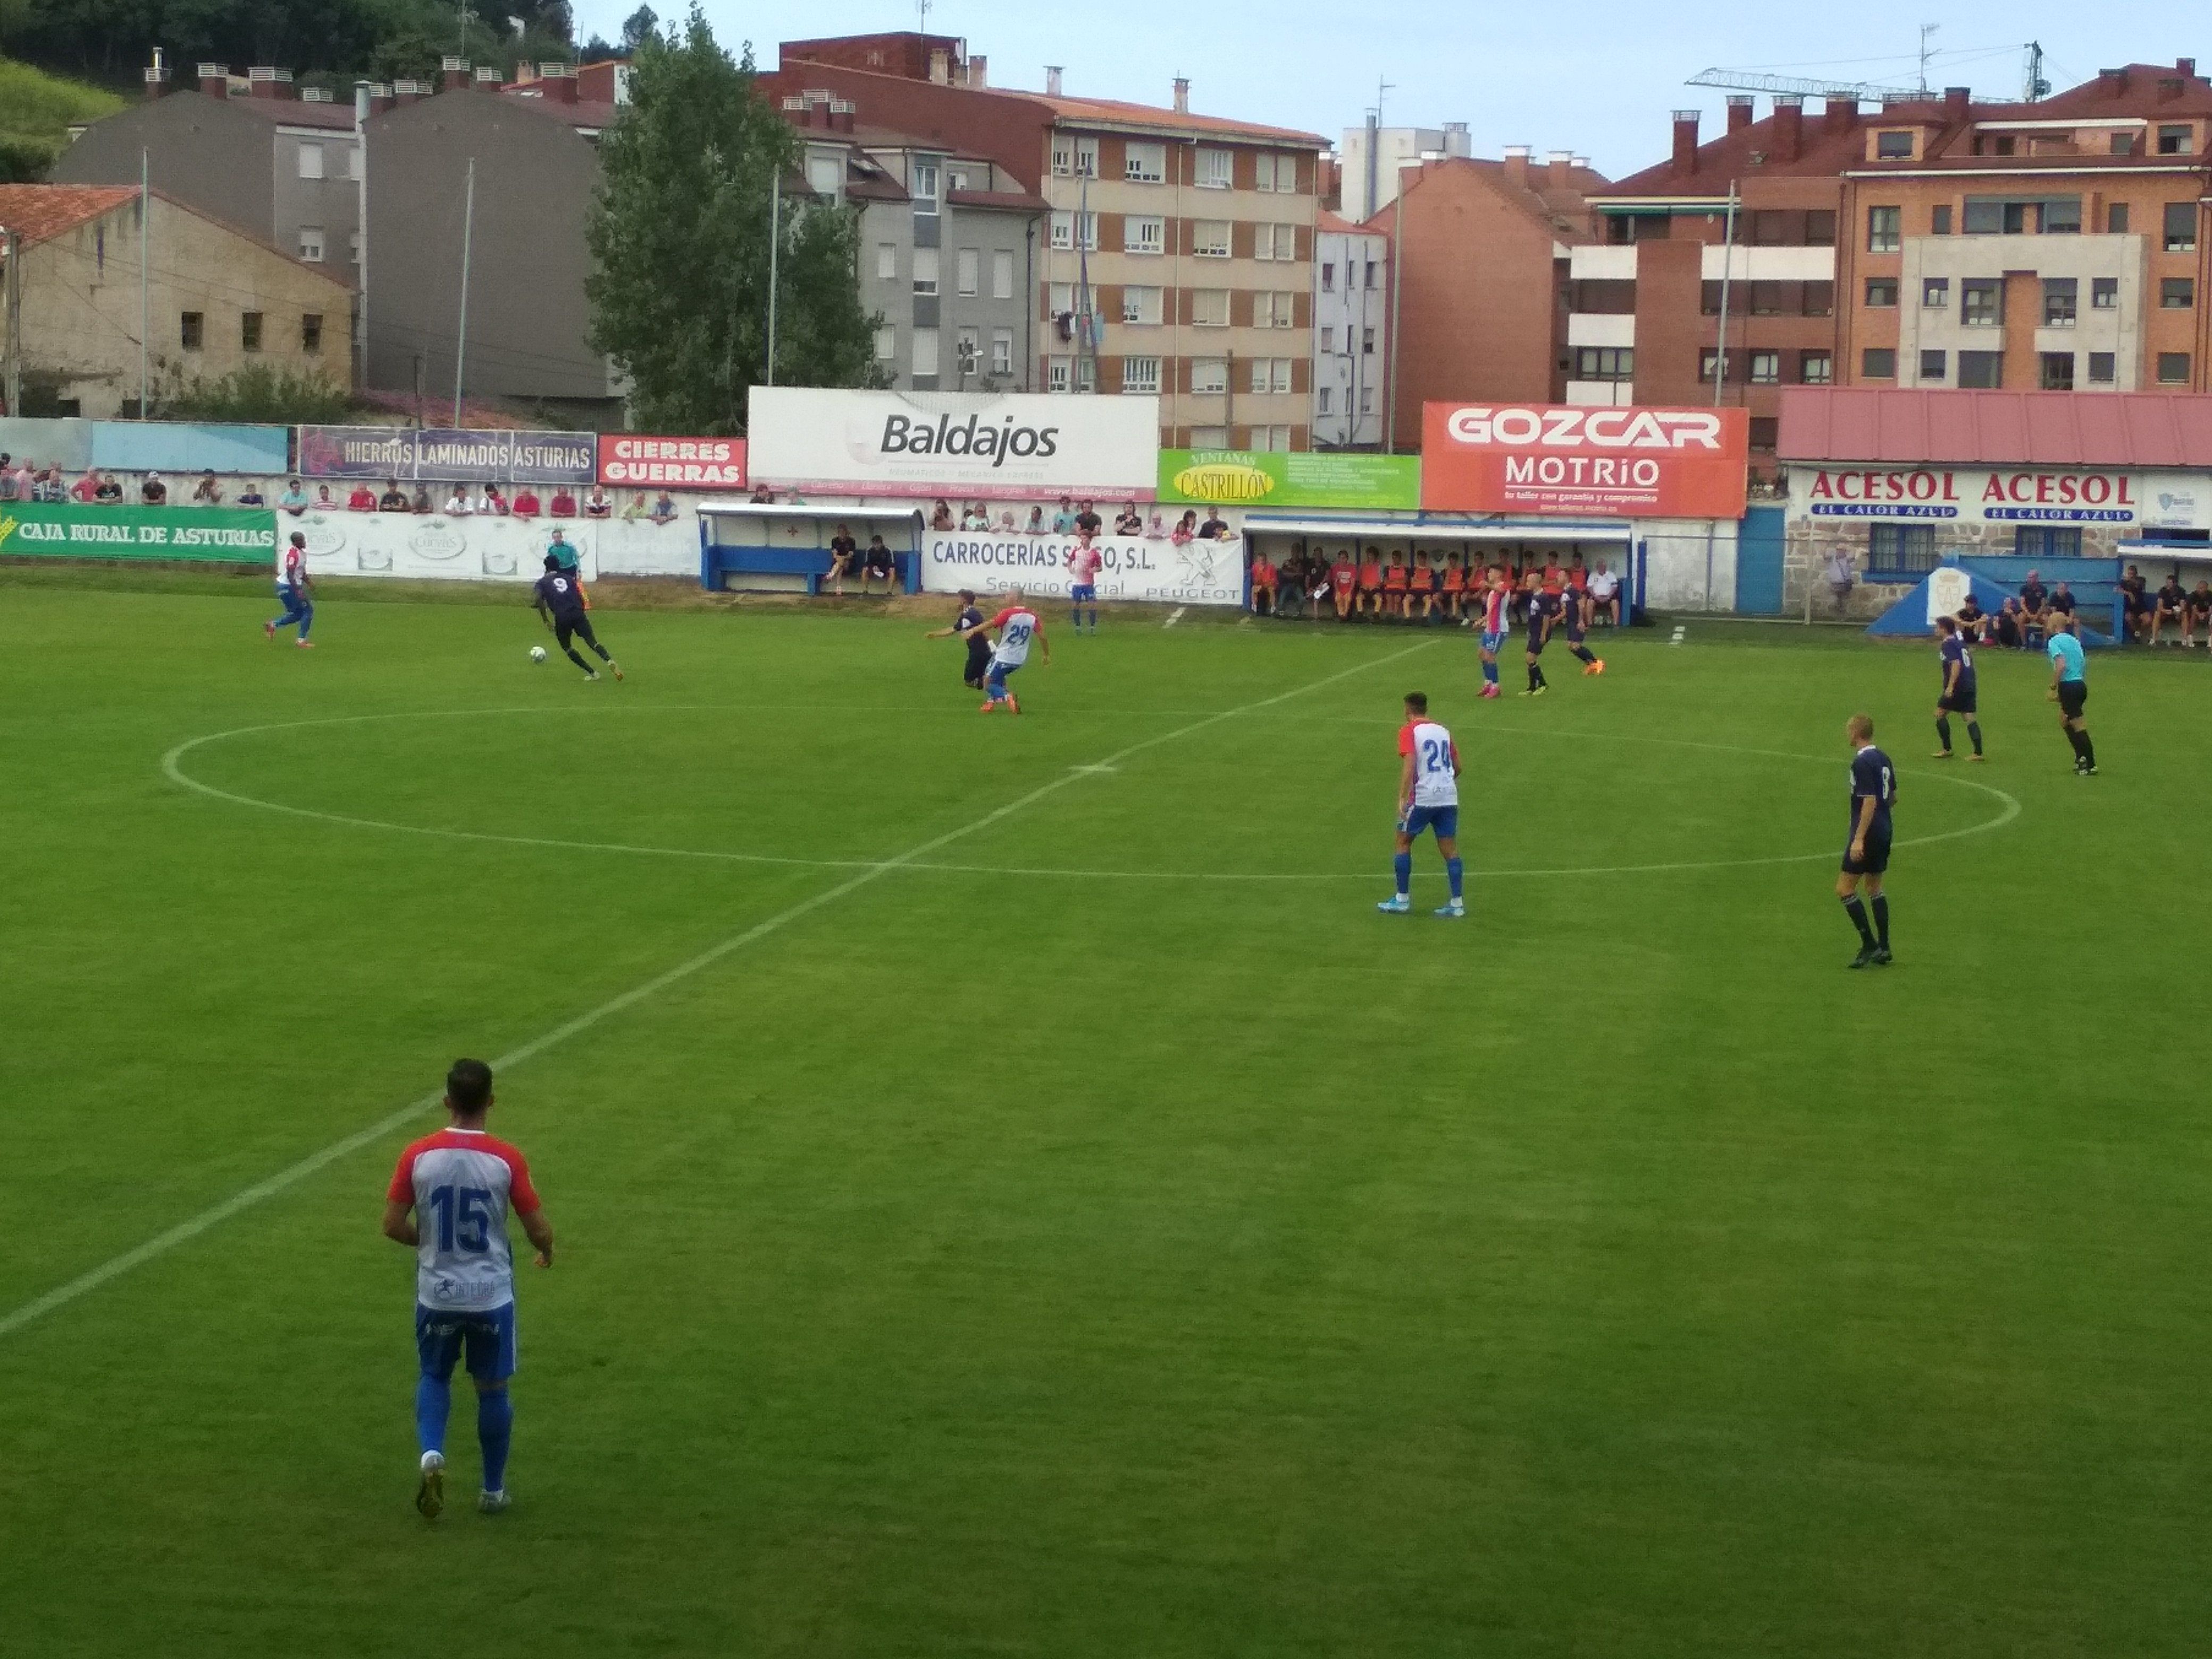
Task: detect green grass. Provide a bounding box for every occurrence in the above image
[4,576,2210,1657]
[0,55,122,180]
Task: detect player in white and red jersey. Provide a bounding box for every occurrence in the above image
[1064,538,1103,634]
[1471,571,1509,698]
[382,1059,555,1519]
[961,586,1051,714]
[1378,691,1465,918]
[264,529,315,648]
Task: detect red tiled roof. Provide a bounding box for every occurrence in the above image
[1033,95,1323,147]
[947,187,1048,212]
[0,185,140,247]
[1778,387,2212,467]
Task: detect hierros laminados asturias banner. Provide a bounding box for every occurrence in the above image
[0,501,278,562]
[918,529,1246,606]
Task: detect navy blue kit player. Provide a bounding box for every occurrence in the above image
[925,589,992,691]
[532,555,623,680]
[1520,581,1561,696]
[1932,615,1982,760]
[1837,713,1895,968]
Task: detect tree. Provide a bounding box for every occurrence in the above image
[618,3,653,51]
[585,4,881,435]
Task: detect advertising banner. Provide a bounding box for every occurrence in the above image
[917,528,1245,606]
[284,506,702,583]
[92,421,290,475]
[1157,448,1420,511]
[1421,403,1749,520]
[0,501,277,562]
[748,388,1160,501]
[1792,465,2210,530]
[0,416,95,472]
[297,426,596,484]
[597,434,747,489]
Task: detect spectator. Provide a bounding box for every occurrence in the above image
[69,467,99,504]
[2152,573,2188,644]
[1052,496,1077,533]
[95,472,124,504]
[2048,580,2076,621]
[29,466,58,502]
[2187,581,2212,648]
[618,491,646,522]
[482,483,509,515]
[442,485,473,515]
[409,483,432,514]
[235,479,266,507]
[346,482,376,512]
[0,453,10,495]
[650,491,678,525]
[1075,499,1102,539]
[510,484,540,518]
[1956,593,1991,645]
[277,477,309,514]
[959,501,987,531]
[1383,551,1410,619]
[378,480,408,512]
[549,484,578,517]
[1249,546,1277,616]
[1308,551,1333,619]
[1115,502,1142,535]
[996,508,1017,531]
[1170,510,1196,545]
[1358,545,1385,617]
[1,457,28,499]
[313,483,337,510]
[749,483,775,504]
[1025,505,1046,534]
[931,498,954,531]
[1824,548,1855,617]
[826,522,858,594]
[1995,594,2025,649]
[1198,508,1229,540]
[2018,570,2049,646]
[1146,511,1167,539]
[140,471,168,505]
[862,534,898,594]
[191,470,224,505]
[1567,552,1588,597]
[1329,548,1357,621]
[1588,559,1621,627]
[1410,550,1437,621]
[2119,564,2151,641]
[584,485,613,519]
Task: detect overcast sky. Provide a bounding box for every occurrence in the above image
[571,1,2208,179]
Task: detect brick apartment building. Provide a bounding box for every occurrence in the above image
[1312,210,1388,448]
[1568,58,2212,474]
[766,33,1326,449]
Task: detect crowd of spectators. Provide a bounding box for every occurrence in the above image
[1245,543,1623,629]
[910,495,1238,544]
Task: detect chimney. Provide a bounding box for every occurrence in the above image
[2180,58,2197,78]
[247,65,295,100]
[1822,96,1859,134]
[1501,143,1531,186]
[1571,154,1590,170]
[441,55,470,92]
[928,47,949,86]
[1773,95,1804,162]
[1443,121,1471,157]
[1726,94,1754,133]
[474,65,501,90]
[391,79,424,106]
[143,56,171,100]
[1944,85,1970,117]
[1045,64,1063,97]
[782,94,809,127]
[354,79,370,127]
[2098,67,2129,96]
[967,54,987,88]
[1671,108,1699,176]
[367,82,393,116]
[539,62,577,103]
[830,99,856,134]
[1172,77,1190,114]
[300,86,332,103]
[197,62,228,99]
[1546,148,1573,188]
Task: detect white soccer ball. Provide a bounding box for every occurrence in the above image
[529,646,548,663]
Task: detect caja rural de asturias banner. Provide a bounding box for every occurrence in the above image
[1421,403,1749,520]
[918,529,1246,606]
[0,501,278,561]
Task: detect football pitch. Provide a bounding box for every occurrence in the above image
[6,573,2212,1657]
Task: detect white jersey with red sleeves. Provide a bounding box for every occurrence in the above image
[1480,584,1508,634]
[988,605,1041,666]
[1066,546,1103,584]
[276,539,306,589]
[1398,718,1460,807]
[387,1127,541,1312]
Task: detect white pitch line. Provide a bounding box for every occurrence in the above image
[1,639,1436,1343]
[1163,606,1186,628]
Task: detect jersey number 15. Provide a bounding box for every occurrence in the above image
[426,1185,495,1253]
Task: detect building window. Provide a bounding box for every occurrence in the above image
[2158,123,2192,155]
[1749,416,1780,450]
[1050,137,1073,177]
[1922,277,1949,307]
[1931,204,1953,235]
[240,312,263,351]
[1749,208,1790,245]
[2040,352,2075,391]
[180,311,204,350]
[1121,285,1162,325]
[1365,261,1378,288]
[1748,280,1786,315]
[1748,350,1780,384]
[877,242,896,280]
[1122,355,1161,393]
[2043,277,2077,325]
[954,327,978,379]
[1048,355,1071,392]
[301,313,322,353]
[1191,358,1228,394]
[874,325,896,362]
[956,247,979,296]
[1958,350,2002,388]
[1801,351,1832,384]
[2043,198,2081,233]
[2015,526,2082,558]
[297,225,324,263]
[1249,357,1269,394]
[1048,212,1071,250]
[1865,276,1898,307]
[2109,202,2131,233]
[348,232,359,265]
[1361,325,1375,354]
[1359,387,1375,414]
[1861,347,1896,379]
[1192,288,1229,326]
[1261,424,1292,451]
[1071,138,1097,179]
[348,144,363,181]
[1803,281,1834,317]
[1868,523,1938,575]
[2158,351,2191,384]
[1875,130,1913,159]
[1124,215,1163,255]
[912,247,939,296]
[1867,205,1901,252]
[1048,280,1075,319]
[2092,276,2118,309]
[1920,349,1947,381]
[1253,291,1279,327]
[1192,220,1231,257]
[1254,223,1296,261]
[1319,325,1335,353]
[992,249,1013,300]
[947,167,969,191]
[1196,147,1232,189]
[2165,202,2197,252]
[2087,351,2115,384]
[2111,132,2136,156]
[990,329,1013,376]
[1125,140,1165,183]
[297,142,323,179]
[2162,276,2195,308]
[1574,346,1633,382]
[1189,426,1229,448]
[808,156,841,195]
[1805,209,1837,246]
[910,160,940,210]
[1962,279,2003,325]
[1320,262,1335,291]
[1700,348,1727,383]
[1255,153,1281,191]
[1318,386,1332,414]
[912,331,940,378]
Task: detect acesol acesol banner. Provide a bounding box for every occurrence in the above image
[1421,403,1749,520]
[0,501,278,562]
[917,529,1246,606]
[748,388,1160,501]
[597,434,747,489]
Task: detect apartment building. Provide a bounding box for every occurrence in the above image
[1312,212,1388,448]
[1337,121,1473,221]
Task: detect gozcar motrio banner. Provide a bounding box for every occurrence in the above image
[1421,403,1749,520]
[918,529,1246,606]
[747,388,1160,501]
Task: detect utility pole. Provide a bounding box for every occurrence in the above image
[1712,183,1738,408]
[451,156,474,426]
[2,228,21,417]
[1384,193,1404,451]
[765,171,781,386]
[1917,22,1939,96]
[138,148,149,419]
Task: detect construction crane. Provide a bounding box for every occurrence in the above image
[1687,41,2048,106]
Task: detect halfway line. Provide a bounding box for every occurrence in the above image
[0,639,1434,1342]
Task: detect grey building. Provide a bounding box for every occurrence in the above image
[784,93,1044,391]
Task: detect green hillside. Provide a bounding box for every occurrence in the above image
[0,55,123,182]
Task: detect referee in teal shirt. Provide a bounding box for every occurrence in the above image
[2047,615,2097,776]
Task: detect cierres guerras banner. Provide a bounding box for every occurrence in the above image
[747,388,1160,501]
[596,434,747,489]
[1421,404,1749,519]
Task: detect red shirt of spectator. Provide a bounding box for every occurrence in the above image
[70,473,99,503]
[549,488,578,517]
[347,485,376,511]
[1384,562,1410,592]
[1441,562,1465,592]
[1358,557,1384,590]
[1410,562,1435,592]
[1251,556,1276,589]
[511,488,541,517]
[1330,558,1356,593]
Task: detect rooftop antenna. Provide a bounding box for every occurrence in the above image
[1917,22,1939,96]
[1363,74,1394,221]
[916,0,932,31]
[2023,40,2049,101]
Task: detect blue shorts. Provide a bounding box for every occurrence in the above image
[1479,631,1504,653]
[1399,803,1460,840]
[416,1301,517,1384]
[1070,584,1096,602]
[986,658,1023,691]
